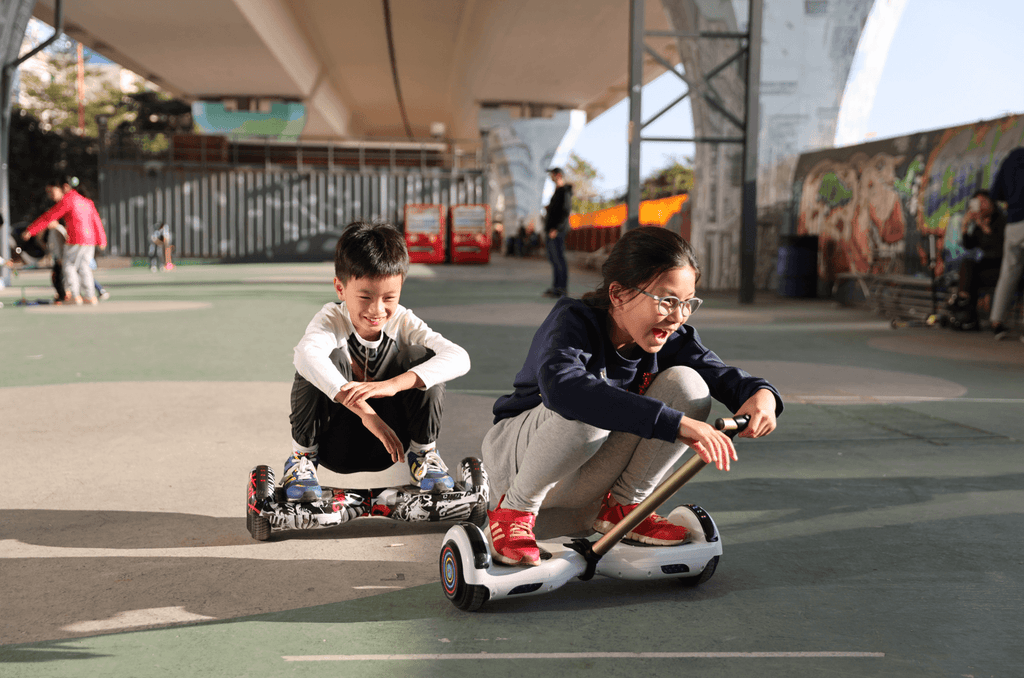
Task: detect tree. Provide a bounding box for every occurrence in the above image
[641,156,695,200]
[7,107,96,222]
[9,33,193,220]
[17,38,136,138]
[565,153,618,214]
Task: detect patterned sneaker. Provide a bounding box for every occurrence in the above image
[592,493,690,546]
[282,454,322,502]
[408,448,455,493]
[487,496,541,567]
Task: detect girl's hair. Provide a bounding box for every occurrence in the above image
[46,174,79,189]
[46,173,90,198]
[334,221,410,282]
[582,226,701,310]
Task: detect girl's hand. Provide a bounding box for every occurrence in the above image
[677,416,737,471]
[736,389,777,438]
[360,412,404,463]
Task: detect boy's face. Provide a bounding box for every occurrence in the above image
[335,274,404,340]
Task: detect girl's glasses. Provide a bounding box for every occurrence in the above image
[631,287,703,316]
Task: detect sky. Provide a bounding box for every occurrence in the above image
[572,0,1024,197]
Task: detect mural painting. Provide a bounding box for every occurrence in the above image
[791,113,1024,285]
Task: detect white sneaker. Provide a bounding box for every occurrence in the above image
[408,449,455,492]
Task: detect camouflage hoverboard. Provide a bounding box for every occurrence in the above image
[246,457,488,540]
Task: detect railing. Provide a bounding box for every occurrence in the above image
[102,133,486,173]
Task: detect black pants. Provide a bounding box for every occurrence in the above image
[546,234,568,292]
[289,345,444,474]
[960,257,1002,316]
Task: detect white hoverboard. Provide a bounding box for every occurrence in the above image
[439,415,750,611]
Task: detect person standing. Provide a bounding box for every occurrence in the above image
[542,167,572,298]
[21,175,107,305]
[988,148,1024,340]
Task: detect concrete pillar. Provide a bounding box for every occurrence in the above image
[479,107,585,242]
[659,0,746,290]
[1,0,41,288]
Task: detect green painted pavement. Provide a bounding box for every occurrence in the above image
[1,256,1022,677]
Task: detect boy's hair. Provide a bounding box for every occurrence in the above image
[334,221,410,282]
[582,226,701,310]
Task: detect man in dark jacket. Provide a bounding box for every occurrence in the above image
[989,147,1024,340]
[543,167,572,298]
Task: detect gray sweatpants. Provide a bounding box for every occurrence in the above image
[63,244,96,301]
[989,219,1024,325]
[481,366,712,538]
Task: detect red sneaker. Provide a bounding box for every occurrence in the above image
[592,493,690,546]
[487,496,541,567]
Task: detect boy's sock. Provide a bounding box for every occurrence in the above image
[407,441,455,493]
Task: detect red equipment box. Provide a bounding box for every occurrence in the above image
[450,204,491,264]
[404,204,446,264]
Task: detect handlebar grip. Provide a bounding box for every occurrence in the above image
[715,415,750,437]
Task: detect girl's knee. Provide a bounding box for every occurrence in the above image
[648,366,711,422]
[542,411,608,450]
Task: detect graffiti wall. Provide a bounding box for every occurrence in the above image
[791,113,1024,283]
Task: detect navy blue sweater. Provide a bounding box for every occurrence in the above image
[991,147,1024,223]
[493,297,783,442]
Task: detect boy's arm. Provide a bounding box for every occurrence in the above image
[396,309,471,389]
[295,306,406,460]
[337,391,405,461]
[336,309,468,406]
[293,305,351,400]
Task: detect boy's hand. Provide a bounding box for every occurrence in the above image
[735,389,777,438]
[677,416,737,471]
[361,412,404,463]
[337,379,400,407]
[337,371,424,409]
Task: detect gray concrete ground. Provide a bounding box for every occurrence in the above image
[0,252,1022,677]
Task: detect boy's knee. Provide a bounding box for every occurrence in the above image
[648,366,712,422]
[398,345,434,370]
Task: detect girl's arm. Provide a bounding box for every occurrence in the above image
[24,196,72,239]
[535,310,683,441]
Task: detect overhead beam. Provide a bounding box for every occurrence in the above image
[230,0,353,136]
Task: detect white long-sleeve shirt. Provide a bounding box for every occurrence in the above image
[293,301,471,400]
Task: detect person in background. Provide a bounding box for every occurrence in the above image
[542,168,572,298]
[988,148,1024,340]
[952,190,1005,330]
[20,174,107,305]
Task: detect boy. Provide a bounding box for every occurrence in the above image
[283,221,471,501]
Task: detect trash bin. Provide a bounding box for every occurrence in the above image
[777,235,818,298]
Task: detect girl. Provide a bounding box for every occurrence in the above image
[21,175,107,305]
[483,226,782,566]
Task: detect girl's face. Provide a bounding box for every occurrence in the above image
[45,185,67,203]
[607,265,697,356]
[334,273,403,341]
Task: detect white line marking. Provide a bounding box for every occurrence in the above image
[63,607,215,633]
[351,586,403,590]
[283,651,884,661]
[786,395,1024,404]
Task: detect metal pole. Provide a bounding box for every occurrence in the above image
[625,0,644,232]
[2,0,64,287]
[739,0,762,304]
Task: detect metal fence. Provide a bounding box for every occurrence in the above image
[99,163,486,261]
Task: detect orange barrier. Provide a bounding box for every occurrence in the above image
[566,194,689,252]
